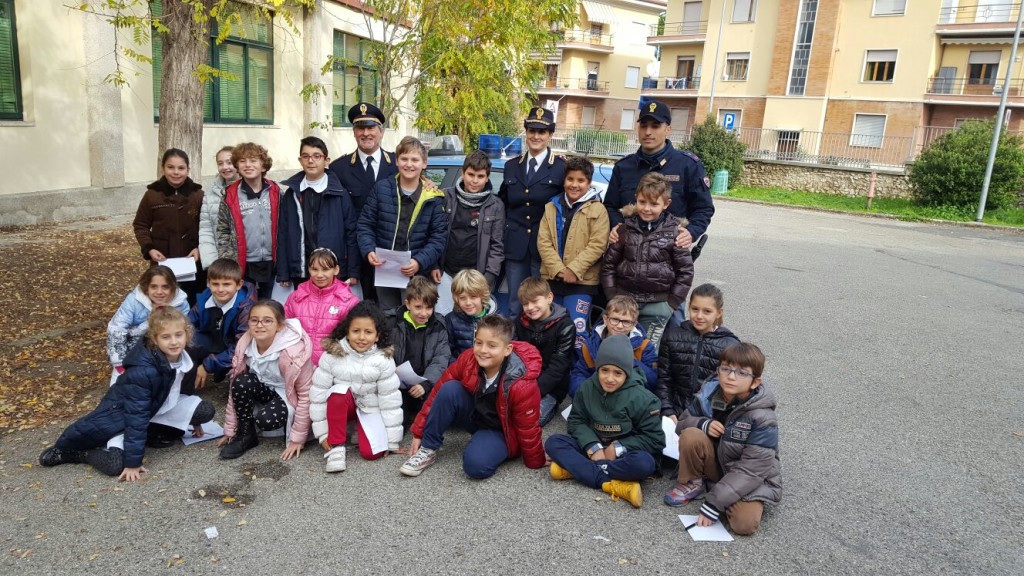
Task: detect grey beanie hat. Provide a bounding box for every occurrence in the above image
[596,334,634,376]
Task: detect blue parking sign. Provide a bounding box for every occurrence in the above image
[722,112,736,131]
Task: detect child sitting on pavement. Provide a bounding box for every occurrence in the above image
[513,277,575,426]
[188,258,256,387]
[445,269,497,359]
[569,295,658,397]
[387,277,451,427]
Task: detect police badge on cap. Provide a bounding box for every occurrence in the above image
[348,102,386,127]
[637,99,671,125]
[524,106,556,131]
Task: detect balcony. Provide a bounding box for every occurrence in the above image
[936,3,1021,36]
[640,76,701,97]
[533,77,610,98]
[647,21,708,45]
[925,76,1024,104]
[553,29,615,53]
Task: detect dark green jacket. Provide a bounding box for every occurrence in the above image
[568,368,664,456]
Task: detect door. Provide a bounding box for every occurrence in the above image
[676,57,695,88]
[975,0,1012,22]
[587,61,600,90]
[932,66,956,94]
[940,0,959,24]
[681,2,703,34]
[545,64,558,88]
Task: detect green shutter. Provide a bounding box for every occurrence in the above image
[151,0,162,119]
[247,47,272,123]
[0,0,23,119]
[217,43,246,122]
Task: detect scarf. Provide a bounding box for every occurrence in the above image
[455,179,491,208]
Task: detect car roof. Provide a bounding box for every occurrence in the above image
[426,153,614,189]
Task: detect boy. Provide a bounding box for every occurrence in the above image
[545,335,664,508]
[664,343,782,537]
[513,277,574,427]
[537,156,609,345]
[431,150,505,314]
[277,136,361,290]
[602,172,694,343]
[357,136,448,309]
[400,315,544,479]
[188,258,256,387]
[445,269,497,359]
[217,142,281,299]
[388,276,452,426]
[570,295,658,397]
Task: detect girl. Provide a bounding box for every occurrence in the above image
[40,308,215,482]
[310,301,402,473]
[107,266,190,379]
[655,283,740,422]
[284,248,360,366]
[199,146,238,270]
[133,148,205,303]
[219,300,313,461]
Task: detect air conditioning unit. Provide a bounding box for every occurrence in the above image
[993,84,1004,96]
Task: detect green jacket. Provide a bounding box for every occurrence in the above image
[568,368,664,456]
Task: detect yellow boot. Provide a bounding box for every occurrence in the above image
[549,462,573,481]
[602,480,643,508]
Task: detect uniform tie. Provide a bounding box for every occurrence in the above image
[528,157,537,180]
[365,156,375,180]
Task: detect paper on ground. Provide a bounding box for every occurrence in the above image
[373,248,413,289]
[662,416,680,460]
[678,515,734,542]
[561,404,572,421]
[183,421,225,446]
[163,257,197,281]
[396,361,427,388]
[356,408,389,454]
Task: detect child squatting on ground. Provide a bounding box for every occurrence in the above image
[188,258,256,388]
[513,277,575,427]
[387,277,451,427]
[311,301,403,473]
[41,308,215,481]
[445,269,497,359]
[544,334,664,508]
[663,343,782,536]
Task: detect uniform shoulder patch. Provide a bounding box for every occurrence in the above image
[702,176,711,189]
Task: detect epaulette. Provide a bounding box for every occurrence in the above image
[681,150,702,163]
[382,151,392,164]
[350,152,358,165]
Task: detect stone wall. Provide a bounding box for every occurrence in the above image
[740,160,915,199]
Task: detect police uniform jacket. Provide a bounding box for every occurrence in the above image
[329,150,399,215]
[498,149,565,261]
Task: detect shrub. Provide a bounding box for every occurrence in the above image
[909,120,1024,210]
[684,115,746,188]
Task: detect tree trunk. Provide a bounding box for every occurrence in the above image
[157,0,215,180]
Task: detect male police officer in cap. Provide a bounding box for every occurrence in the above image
[498,106,566,316]
[604,99,714,249]
[329,102,398,299]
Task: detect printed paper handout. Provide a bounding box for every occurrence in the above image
[163,257,197,282]
[373,248,414,289]
[678,515,734,542]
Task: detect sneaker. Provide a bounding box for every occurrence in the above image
[39,447,85,467]
[663,478,705,507]
[602,480,643,508]
[549,462,573,481]
[399,447,437,477]
[324,446,346,473]
[219,421,259,460]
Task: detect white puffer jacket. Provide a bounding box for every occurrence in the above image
[311,338,403,450]
[199,175,233,269]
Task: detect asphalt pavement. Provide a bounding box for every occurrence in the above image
[1,200,1022,575]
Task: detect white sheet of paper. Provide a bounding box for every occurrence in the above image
[163,257,197,281]
[373,248,413,289]
[662,416,680,460]
[182,420,225,446]
[561,404,572,421]
[678,515,734,542]
[396,361,427,388]
[434,272,454,315]
[271,282,294,305]
[356,408,389,454]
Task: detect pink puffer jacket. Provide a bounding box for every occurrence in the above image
[284,278,359,366]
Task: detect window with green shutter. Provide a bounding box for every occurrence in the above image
[0,0,23,120]
[332,31,381,127]
[151,0,273,124]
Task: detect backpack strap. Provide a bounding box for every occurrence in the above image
[633,339,650,362]
[582,345,595,369]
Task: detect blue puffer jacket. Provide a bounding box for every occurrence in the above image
[276,171,361,281]
[107,287,190,367]
[444,297,497,359]
[570,323,658,397]
[187,282,257,373]
[356,176,448,273]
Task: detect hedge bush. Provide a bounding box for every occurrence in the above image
[684,115,746,189]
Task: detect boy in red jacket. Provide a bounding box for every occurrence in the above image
[400,315,544,479]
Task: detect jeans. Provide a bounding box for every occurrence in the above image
[504,257,541,317]
[544,434,657,489]
[420,380,509,479]
[539,394,559,427]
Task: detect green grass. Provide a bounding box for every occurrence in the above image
[726,186,1024,228]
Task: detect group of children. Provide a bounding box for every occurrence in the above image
[41,107,782,536]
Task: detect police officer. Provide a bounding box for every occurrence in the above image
[498,106,566,317]
[604,100,715,248]
[329,102,399,299]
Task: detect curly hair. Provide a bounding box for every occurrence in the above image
[231,142,273,172]
[328,300,391,350]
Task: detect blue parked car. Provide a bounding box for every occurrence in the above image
[425,151,614,198]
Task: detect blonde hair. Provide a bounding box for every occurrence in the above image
[451,269,490,299]
[146,307,193,349]
[605,295,639,319]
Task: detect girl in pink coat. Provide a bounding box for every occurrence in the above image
[284,248,360,366]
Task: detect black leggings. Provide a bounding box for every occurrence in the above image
[231,373,289,431]
[148,399,216,439]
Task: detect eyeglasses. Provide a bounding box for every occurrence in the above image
[299,154,326,162]
[718,365,754,379]
[605,316,636,327]
[248,318,277,326]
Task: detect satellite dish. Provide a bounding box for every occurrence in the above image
[646,61,659,77]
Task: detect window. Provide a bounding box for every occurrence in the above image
[0,0,22,120]
[620,108,635,130]
[625,66,640,89]
[671,107,690,131]
[968,50,1001,85]
[332,32,381,127]
[733,0,757,22]
[851,114,886,148]
[777,130,800,159]
[863,50,897,82]
[582,106,596,126]
[788,0,817,96]
[152,1,274,124]
[725,52,749,80]
[872,0,906,16]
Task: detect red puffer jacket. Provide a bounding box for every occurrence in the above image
[411,341,545,468]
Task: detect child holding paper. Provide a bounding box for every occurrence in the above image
[388,277,451,426]
[356,136,448,309]
[311,301,403,473]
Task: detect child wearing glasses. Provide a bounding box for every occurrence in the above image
[663,343,782,537]
[284,248,360,366]
[569,294,658,397]
[277,136,361,294]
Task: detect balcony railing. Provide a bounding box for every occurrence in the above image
[926,76,1024,96]
[641,76,701,91]
[938,3,1020,25]
[553,29,614,47]
[649,20,709,36]
[536,77,610,92]
[738,128,915,170]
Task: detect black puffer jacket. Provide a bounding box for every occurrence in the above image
[656,309,739,417]
[386,306,451,395]
[601,206,694,309]
[514,303,575,401]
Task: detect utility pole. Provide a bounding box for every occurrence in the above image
[706,0,728,117]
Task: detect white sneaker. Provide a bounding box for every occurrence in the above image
[399,447,437,477]
[324,445,346,473]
